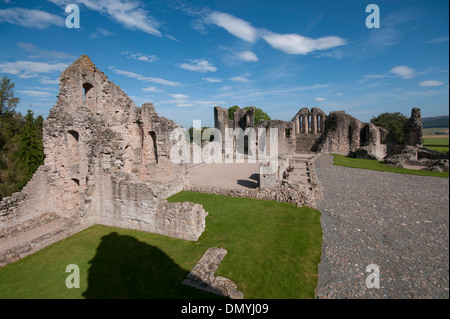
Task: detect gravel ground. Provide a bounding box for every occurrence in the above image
[314,154,449,299]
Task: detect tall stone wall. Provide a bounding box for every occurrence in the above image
[0,55,208,268]
[314,111,392,160]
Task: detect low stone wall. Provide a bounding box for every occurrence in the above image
[182,247,244,299]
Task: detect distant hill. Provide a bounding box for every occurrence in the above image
[422,115,449,128]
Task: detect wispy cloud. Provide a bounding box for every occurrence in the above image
[262,32,346,55]
[39,76,59,85]
[142,86,164,93]
[121,51,158,63]
[362,65,416,82]
[202,77,223,83]
[90,27,115,39]
[425,36,449,44]
[167,94,190,99]
[195,10,346,56]
[419,80,444,87]
[0,7,65,29]
[0,60,68,78]
[18,42,76,60]
[230,76,250,82]
[178,59,217,73]
[47,0,162,36]
[236,51,258,62]
[111,68,180,86]
[17,90,54,98]
[314,97,326,102]
[207,11,258,42]
[389,65,416,79]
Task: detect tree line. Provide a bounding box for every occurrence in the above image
[0,76,44,201]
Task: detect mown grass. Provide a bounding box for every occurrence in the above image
[332,154,449,178]
[0,192,322,299]
[423,137,449,153]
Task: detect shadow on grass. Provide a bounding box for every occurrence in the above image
[82,232,222,299]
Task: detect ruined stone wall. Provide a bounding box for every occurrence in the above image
[403,108,423,147]
[314,111,392,160]
[0,55,208,268]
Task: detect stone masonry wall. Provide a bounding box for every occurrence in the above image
[0,55,209,268]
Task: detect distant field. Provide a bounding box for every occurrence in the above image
[423,137,449,146]
[423,127,449,136]
[423,137,449,153]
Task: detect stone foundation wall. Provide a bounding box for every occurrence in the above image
[87,175,206,241]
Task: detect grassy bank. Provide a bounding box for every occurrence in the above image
[423,137,449,153]
[0,192,322,299]
[332,154,448,178]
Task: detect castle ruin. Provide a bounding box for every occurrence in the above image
[1,55,447,268]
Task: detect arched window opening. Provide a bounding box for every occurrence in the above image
[308,115,312,133]
[300,116,304,133]
[83,83,94,104]
[67,130,79,162]
[317,115,323,133]
[149,131,158,164]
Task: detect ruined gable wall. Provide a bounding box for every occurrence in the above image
[0,56,208,267]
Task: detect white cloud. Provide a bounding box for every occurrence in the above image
[121,51,158,63]
[90,27,115,39]
[337,92,343,96]
[0,61,68,78]
[168,94,190,99]
[47,0,162,36]
[165,34,178,42]
[39,76,59,85]
[178,59,217,73]
[419,80,444,87]
[142,86,164,93]
[230,76,249,82]
[425,36,449,44]
[18,42,76,60]
[314,97,326,102]
[236,51,258,62]
[207,11,258,42]
[0,7,65,29]
[262,32,346,55]
[203,77,223,83]
[390,65,416,79]
[17,90,54,98]
[112,68,180,86]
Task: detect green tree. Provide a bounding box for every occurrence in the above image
[0,76,20,115]
[370,112,408,144]
[19,110,44,180]
[228,105,271,124]
[228,105,240,120]
[244,106,271,124]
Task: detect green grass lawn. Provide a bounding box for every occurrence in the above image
[332,154,449,178]
[0,192,322,299]
[423,137,449,153]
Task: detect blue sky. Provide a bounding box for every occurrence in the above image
[0,0,448,128]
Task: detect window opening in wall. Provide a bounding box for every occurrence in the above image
[285,128,291,138]
[317,115,322,133]
[300,116,304,133]
[83,83,93,103]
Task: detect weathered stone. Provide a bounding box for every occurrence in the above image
[182,247,244,299]
[0,55,209,268]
